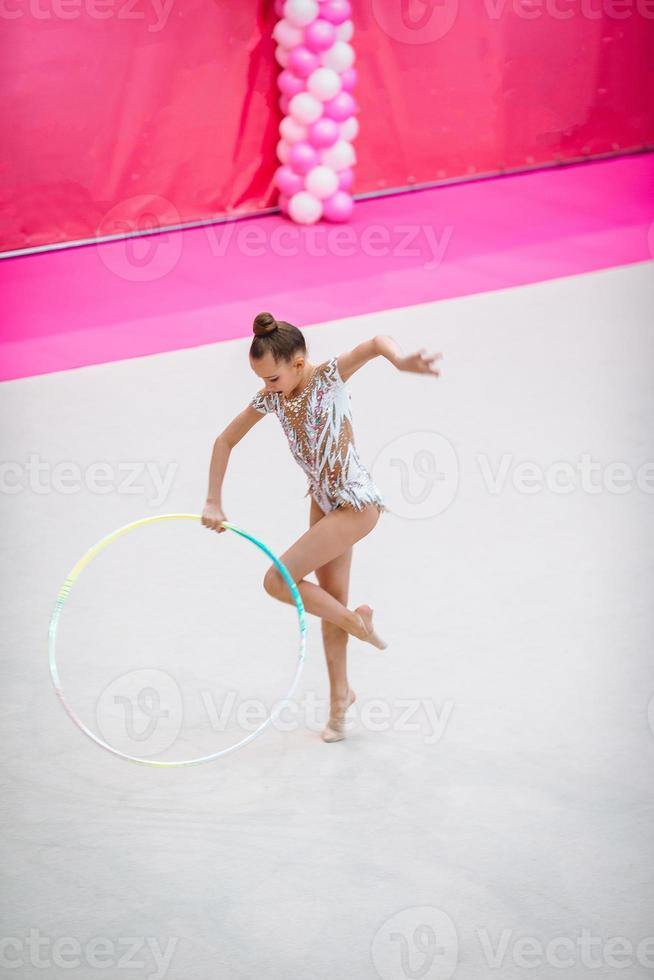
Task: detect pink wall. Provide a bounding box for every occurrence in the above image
[1,0,652,253]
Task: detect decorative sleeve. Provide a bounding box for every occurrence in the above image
[323,356,345,389]
[250,389,276,415]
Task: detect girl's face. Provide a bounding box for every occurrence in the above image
[250,351,307,397]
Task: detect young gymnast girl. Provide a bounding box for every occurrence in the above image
[202,311,442,742]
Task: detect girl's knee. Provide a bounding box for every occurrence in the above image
[263,566,286,597]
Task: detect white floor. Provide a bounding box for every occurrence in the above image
[1,261,653,979]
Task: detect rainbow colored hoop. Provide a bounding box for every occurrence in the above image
[48,513,307,767]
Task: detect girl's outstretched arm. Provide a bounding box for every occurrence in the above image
[203,438,231,533]
[202,405,264,533]
[337,335,443,382]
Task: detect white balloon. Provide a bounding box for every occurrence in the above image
[320,41,355,72]
[307,67,341,102]
[276,139,291,164]
[288,191,323,225]
[336,20,353,42]
[283,0,319,28]
[320,139,355,171]
[280,116,308,143]
[273,19,303,48]
[340,116,359,142]
[275,45,289,67]
[289,92,323,125]
[305,165,339,199]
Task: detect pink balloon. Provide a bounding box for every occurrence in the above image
[304,18,336,52]
[278,69,305,97]
[289,141,320,175]
[323,190,354,222]
[278,193,291,216]
[289,191,323,224]
[336,17,353,41]
[320,39,355,72]
[275,164,304,196]
[340,115,358,141]
[288,46,320,78]
[320,138,355,171]
[337,167,354,190]
[274,19,303,48]
[284,0,320,29]
[340,67,357,92]
[280,114,308,143]
[289,91,323,125]
[319,0,351,25]
[279,94,291,114]
[307,117,340,149]
[274,0,284,14]
[322,91,356,121]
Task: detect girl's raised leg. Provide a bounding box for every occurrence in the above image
[262,499,386,649]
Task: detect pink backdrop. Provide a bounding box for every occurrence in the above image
[1,0,652,253]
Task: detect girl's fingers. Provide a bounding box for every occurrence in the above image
[202,518,226,532]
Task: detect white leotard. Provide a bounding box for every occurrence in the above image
[250,355,385,515]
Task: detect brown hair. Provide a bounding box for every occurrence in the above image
[250,311,307,362]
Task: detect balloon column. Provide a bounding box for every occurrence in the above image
[273,0,358,225]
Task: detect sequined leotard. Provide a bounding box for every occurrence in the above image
[250,355,385,515]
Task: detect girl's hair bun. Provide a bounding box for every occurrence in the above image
[253,312,278,336]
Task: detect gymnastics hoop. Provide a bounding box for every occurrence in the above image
[48,513,307,768]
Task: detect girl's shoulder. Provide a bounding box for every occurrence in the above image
[316,355,345,390]
[249,388,280,415]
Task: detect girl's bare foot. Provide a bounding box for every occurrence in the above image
[321,688,356,743]
[350,604,388,650]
